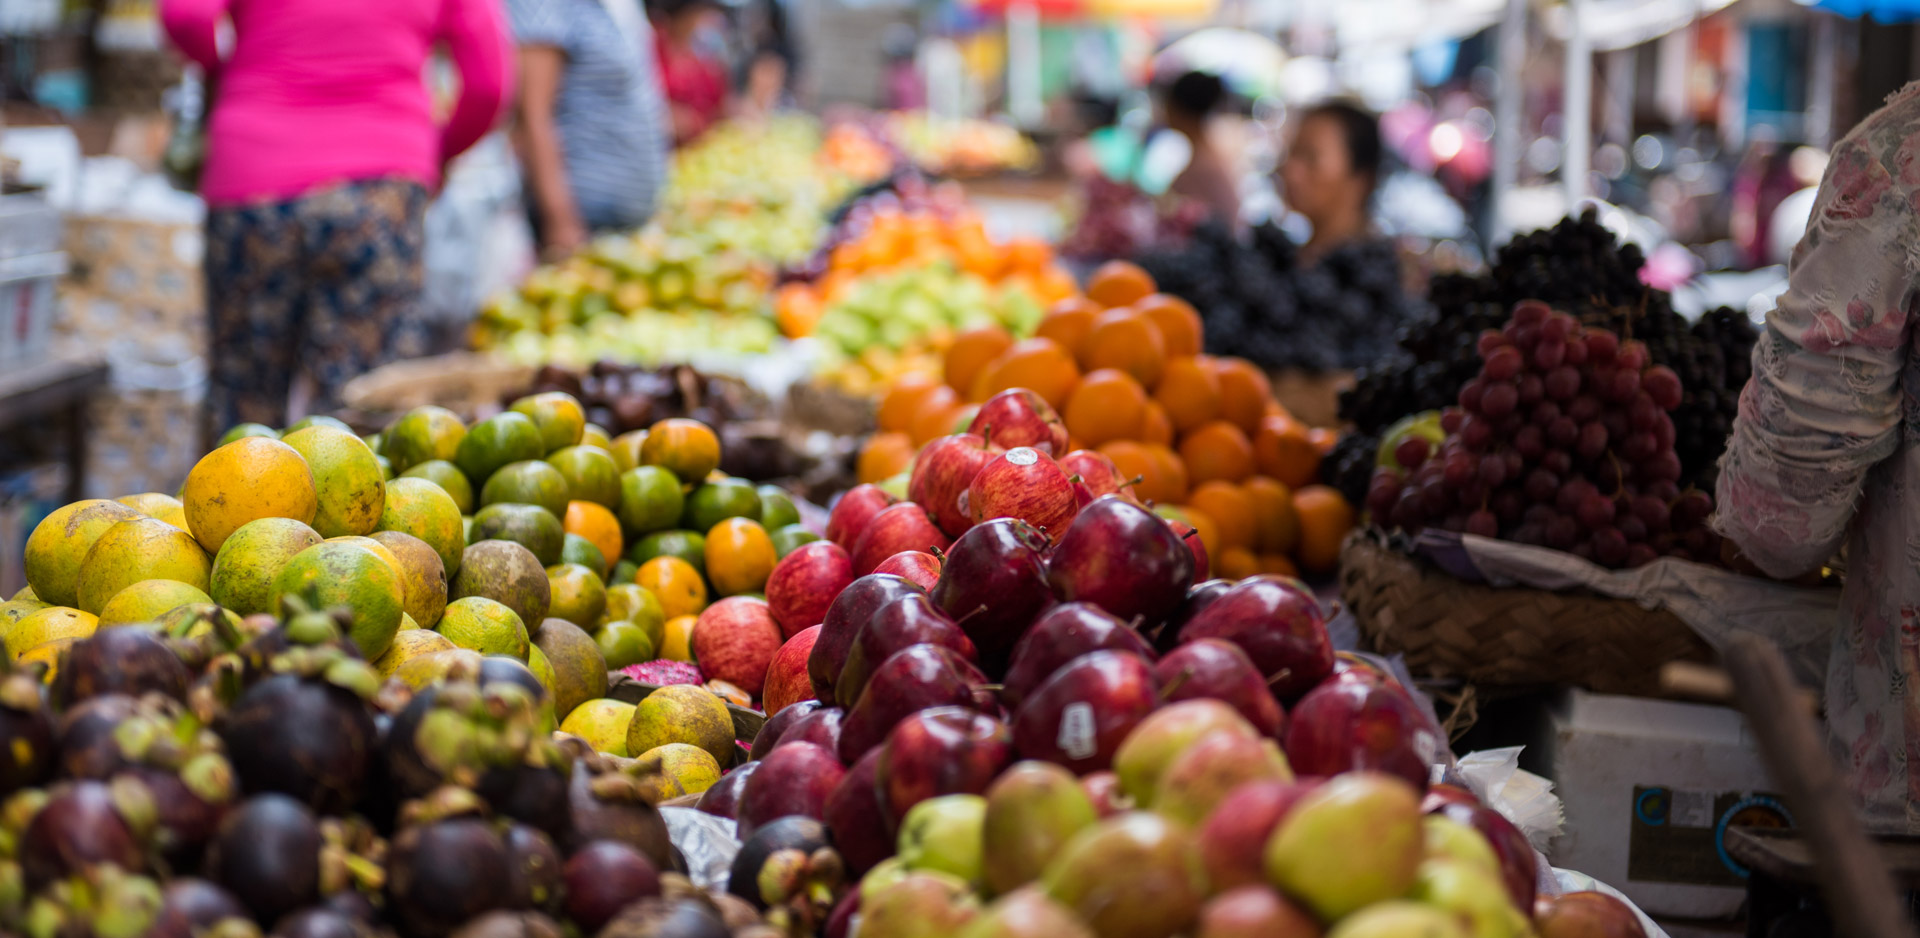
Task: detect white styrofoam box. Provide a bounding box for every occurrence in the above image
[0,252,66,369]
[0,191,62,259]
[1538,689,1787,920]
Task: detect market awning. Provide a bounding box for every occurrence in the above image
[1332,0,1507,49]
[1545,0,1743,52]
[1811,0,1920,19]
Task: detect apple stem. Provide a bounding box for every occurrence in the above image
[1125,614,1146,633]
[1159,666,1194,700]
[1067,473,1083,485]
[978,424,994,445]
[1266,668,1294,688]
[929,545,947,564]
[1179,528,1198,542]
[951,604,991,627]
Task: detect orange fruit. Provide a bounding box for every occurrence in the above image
[636,555,708,619]
[1308,427,1340,454]
[640,419,723,485]
[1216,546,1260,581]
[1292,484,1356,574]
[908,385,963,446]
[971,338,1081,410]
[1078,310,1166,389]
[1256,553,1299,577]
[1181,507,1221,561]
[1187,481,1254,552]
[1032,265,1080,304]
[1005,237,1053,273]
[1098,441,1158,505]
[563,501,624,570]
[945,326,1013,397]
[879,374,943,433]
[1145,443,1189,503]
[1036,297,1102,353]
[774,284,822,338]
[1134,294,1203,358]
[1139,402,1174,447]
[858,432,916,484]
[1153,357,1222,434]
[1086,260,1156,308]
[1253,415,1321,488]
[1063,369,1147,448]
[1243,476,1300,555]
[1178,421,1255,485]
[704,517,776,596]
[1211,358,1273,435]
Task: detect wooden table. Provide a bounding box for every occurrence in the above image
[0,353,111,502]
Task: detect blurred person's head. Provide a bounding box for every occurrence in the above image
[1281,100,1381,239]
[1158,70,1226,136]
[653,0,723,42]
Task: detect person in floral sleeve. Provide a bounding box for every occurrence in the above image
[1717,85,1920,832]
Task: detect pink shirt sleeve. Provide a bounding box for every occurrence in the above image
[436,0,514,165]
[159,0,228,71]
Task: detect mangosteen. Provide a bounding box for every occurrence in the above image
[449,911,562,938]
[385,681,567,816]
[386,817,514,938]
[559,758,673,868]
[23,859,165,938]
[0,670,53,796]
[147,878,250,938]
[478,764,570,841]
[18,779,146,889]
[57,694,140,779]
[51,626,192,707]
[478,657,545,704]
[271,908,366,938]
[319,889,380,924]
[562,840,660,933]
[125,761,231,869]
[726,817,831,909]
[220,666,379,814]
[595,898,729,938]
[693,762,757,820]
[209,793,323,924]
[502,822,565,915]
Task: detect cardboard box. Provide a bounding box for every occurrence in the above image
[1537,689,1789,919]
[59,215,204,351]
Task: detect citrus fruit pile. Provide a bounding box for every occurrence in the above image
[862,260,1358,577]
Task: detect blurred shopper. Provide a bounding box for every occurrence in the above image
[1159,71,1239,229]
[160,0,511,433]
[882,24,925,112]
[508,0,673,259]
[1280,101,1385,266]
[652,0,731,145]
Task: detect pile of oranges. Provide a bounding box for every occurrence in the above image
[860,261,1357,577]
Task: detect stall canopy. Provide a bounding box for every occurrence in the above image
[1812,0,1920,19]
[1545,0,1742,51]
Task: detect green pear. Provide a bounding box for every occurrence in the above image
[1111,699,1257,806]
[899,794,988,884]
[1151,732,1292,826]
[1326,900,1468,938]
[1423,815,1501,875]
[957,888,1096,938]
[861,871,981,938]
[1042,812,1205,938]
[1266,772,1424,922]
[983,761,1099,896]
[1411,859,1529,938]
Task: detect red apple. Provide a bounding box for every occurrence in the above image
[968,447,1078,537]
[1080,771,1130,817]
[1159,579,1235,653]
[1167,519,1209,584]
[778,706,845,755]
[836,594,977,709]
[1058,450,1128,499]
[735,742,846,838]
[691,596,784,697]
[838,644,989,763]
[1001,603,1156,710]
[1011,650,1158,775]
[930,518,1055,672]
[808,574,923,700]
[910,433,1002,538]
[750,699,823,761]
[1535,891,1647,938]
[851,503,952,578]
[1284,678,1437,791]
[1196,885,1321,938]
[871,550,943,592]
[824,749,894,875]
[970,389,1069,455]
[766,542,855,638]
[1177,576,1332,701]
[826,484,897,549]
[1436,800,1539,913]
[1153,639,1285,737]
[1421,783,1482,814]
[875,707,1013,823]
[694,760,759,820]
[1195,780,1317,890]
[1047,496,1193,629]
[762,626,821,717]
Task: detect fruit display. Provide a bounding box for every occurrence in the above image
[823,113,1039,178]
[1332,210,1759,499]
[1363,301,1719,569]
[803,264,1053,396]
[861,261,1355,580]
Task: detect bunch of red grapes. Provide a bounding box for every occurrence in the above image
[1368,300,1720,569]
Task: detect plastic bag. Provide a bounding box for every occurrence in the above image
[661,806,740,892]
[1454,746,1564,852]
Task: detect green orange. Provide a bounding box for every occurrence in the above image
[481,460,571,519]
[24,499,144,607]
[509,392,587,453]
[378,477,467,578]
[400,460,475,514]
[618,466,685,537]
[454,412,545,487]
[274,540,405,659]
[547,446,621,509]
[625,530,705,575]
[382,405,467,474]
[281,426,386,537]
[545,563,607,627]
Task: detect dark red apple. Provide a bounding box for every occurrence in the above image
[766,542,855,637]
[1436,800,1539,913]
[762,626,821,717]
[870,551,943,592]
[970,389,1068,455]
[1011,650,1158,774]
[1047,496,1193,629]
[1283,678,1436,791]
[808,574,923,700]
[778,707,846,755]
[826,484,897,549]
[968,447,1077,537]
[1080,771,1130,817]
[851,503,952,577]
[1167,519,1208,584]
[1177,576,1332,701]
[836,594,977,709]
[1196,885,1321,938]
[1152,639,1285,737]
[1195,780,1317,890]
[750,700,823,761]
[1058,450,1128,499]
[909,433,1002,538]
[1070,479,1096,512]
[874,707,1012,823]
[1001,603,1156,710]
[691,597,784,697]
[837,644,988,763]
[930,518,1055,671]
[1535,891,1647,938]
[735,742,846,838]
[1155,579,1235,653]
[823,749,893,875]
[695,761,759,819]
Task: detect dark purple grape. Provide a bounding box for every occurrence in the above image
[1516,374,1544,406]
[1465,510,1499,538]
[1481,382,1519,419]
[1584,330,1619,364]
[1544,367,1581,401]
[1620,432,1658,462]
[1514,426,1545,461]
[1440,409,1464,434]
[1617,341,1649,372]
[1477,330,1508,357]
[1605,369,1642,404]
[1629,394,1661,432]
[1532,340,1566,371]
[1478,455,1508,488]
[1523,503,1556,526]
[1523,469,1559,503]
[1544,515,1579,550]
[1618,516,1649,543]
[1576,422,1609,460]
[1555,480,1589,516]
[1394,437,1432,470]
[1626,544,1660,567]
[1512,301,1550,325]
[1681,527,1713,554]
[1540,314,1573,344]
[1643,366,1683,410]
[1541,450,1572,475]
[1442,454,1475,487]
[1672,491,1712,527]
[1494,413,1525,436]
[1571,541,1597,561]
[1592,527,1630,566]
[1632,495,1671,533]
[1576,493,1615,529]
[1492,490,1527,524]
[1643,451,1682,482]
[1567,395,1601,423]
[1594,458,1625,490]
[1511,323,1541,349]
[1562,335,1589,367]
[1600,411,1631,444]
[1483,347,1523,381]
[1391,489,1427,529]
[1459,379,1486,413]
[1646,480,1680,502]
[1531,400,1562,426]
[1503,450,1524,477]
[1460,416,1493,452]
[1652,414,1675,450]
[1367,476,1402,516]
[1510,523,1546,546]
[1546,417,1579,448]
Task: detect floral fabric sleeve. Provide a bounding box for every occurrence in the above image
[1715,134,1917,578]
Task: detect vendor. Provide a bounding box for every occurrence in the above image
[1279,101,1386,266]
[1159,70,1240,230]
[651,0,731,146]
[1716,84,1920,833]
[159,0,511,435]
[508,0,673,259]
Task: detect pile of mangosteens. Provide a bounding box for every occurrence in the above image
[0,600,792,938]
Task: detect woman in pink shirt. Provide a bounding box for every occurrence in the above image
[160,0,511,432]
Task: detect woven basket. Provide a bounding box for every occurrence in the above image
[1339,530,1713,696]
